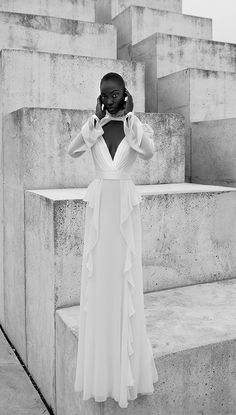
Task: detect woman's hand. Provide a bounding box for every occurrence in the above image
[123,88,134,115]
[95,95,106,120]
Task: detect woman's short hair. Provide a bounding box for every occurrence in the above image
[100,72,125,91]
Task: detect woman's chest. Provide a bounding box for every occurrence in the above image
[102,120,125,160]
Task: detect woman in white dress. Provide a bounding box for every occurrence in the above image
[67,72,158,409]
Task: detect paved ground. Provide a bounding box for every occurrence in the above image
[0,327,51,415]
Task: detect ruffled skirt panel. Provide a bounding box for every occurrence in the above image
[74,178,158,409]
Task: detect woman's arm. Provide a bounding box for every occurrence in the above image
[124,112,155,160]
[67,114,103,158]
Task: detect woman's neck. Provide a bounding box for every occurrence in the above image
[106,108,126,117]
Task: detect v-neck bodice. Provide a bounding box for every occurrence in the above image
[68,109,155,178]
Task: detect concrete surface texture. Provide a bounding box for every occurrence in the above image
[158,68,236,181]
[113,6,212,58]
[0,0,236,414]
[0,11,117,59]
[0,327,50,415]
[95,0,182,23]
[130,33,236,111]
[24,182,236,411]
[56,279,236,414]
[0,0,96,21]
[191,118,236,187]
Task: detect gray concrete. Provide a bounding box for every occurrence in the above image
[0,11,117,59]
[0,0,95,21]
[56,279,236,414]
[191,118,236,188]
[0,328,50,415]
[158,68,236,181]
[130,33,236,112]
[0,49,145,362]
[95,0,182,23]
[24,183,236,411]
[113,6,212,59]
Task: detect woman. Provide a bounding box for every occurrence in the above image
[67,72,158,408]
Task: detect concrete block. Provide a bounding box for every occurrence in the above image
[114,6,212,60]
[56,279,236,414]
[0,332,50,415]
[95,0,182,23]
[25,183,236,410]
[0,11,116,59]
[3,107,183,408]
[158,68,236,181]
[131,33,236,112]
[0,0,95,21]
[191,118,236,188]
[0,48,145,117]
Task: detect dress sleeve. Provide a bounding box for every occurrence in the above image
[67,114,104,158]
[124,112,155,160]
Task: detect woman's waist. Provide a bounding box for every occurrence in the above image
[95,170,132,180]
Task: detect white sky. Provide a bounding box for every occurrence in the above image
[182,0,236,43]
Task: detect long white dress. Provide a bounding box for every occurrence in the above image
[67,108,159,409]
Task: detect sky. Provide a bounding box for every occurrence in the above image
[182,0,236,44]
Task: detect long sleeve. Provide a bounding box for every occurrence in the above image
[124,112,155,160]
[67,114,104,158]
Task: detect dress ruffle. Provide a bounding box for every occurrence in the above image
[82,178,143,408]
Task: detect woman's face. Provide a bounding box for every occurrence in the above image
[100,79,125,114]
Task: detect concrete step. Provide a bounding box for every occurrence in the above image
[113,6,212,59]
[0,328,50,415]
[95,0,182,23]
[158,68,236,181]
[129,33,236,112]
[56,279,236,414]
[0,11,116,58]
[2,106,183,410]
[190,118,236,188]
[0,0,95,21]
[24,183,236,411]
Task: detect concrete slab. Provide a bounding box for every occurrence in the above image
[113,6,212,60]
[130,33,236,112]
[56,279,236,414]
[158,68,236,181]
[0,0,95,21]
[0,328,50,415]
[0,11,116,59]
[24,183,236,412]
[191,118,236,188]
[95,0,182,23]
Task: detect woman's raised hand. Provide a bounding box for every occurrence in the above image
[96,95,106,120]
[123,88,134,115]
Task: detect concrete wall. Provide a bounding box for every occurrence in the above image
[191,118,236,188]
[0,13,117,59]
[0,0,96,21]
[158,68,236,182]
[95,0,183,23]
[114,6,212,58]
[130,33,236,101]
[0,49,145,117]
